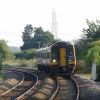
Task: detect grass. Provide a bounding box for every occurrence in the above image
[2,59,37,69]
[0,71,4,81]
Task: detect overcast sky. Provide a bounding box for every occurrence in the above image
[0,0,100,47]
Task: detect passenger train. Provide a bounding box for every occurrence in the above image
[35,41,76,77]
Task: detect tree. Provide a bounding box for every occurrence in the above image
[15,48,36,60]
[22,24,33,42]
[33,27,54,48]
[0,52,2,71]
[74,19,100,74]
[75,19,100,59]
[0,40,15,61]
[74,36,88,60]
[86,41,100,80]
[21,24,33,50]
[86,41,100,65]
[21,26,55,50]
[83,19,100,42]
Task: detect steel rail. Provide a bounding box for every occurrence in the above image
[71,77,79,100]
[49,79,59,100]
[0,70,24,96]
[1,68,39,100]
[15,73,38,100]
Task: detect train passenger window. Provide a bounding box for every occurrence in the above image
[36,53,38,57]
[47,52,50,59]
[37,53,41,58]
[41,53,46,59]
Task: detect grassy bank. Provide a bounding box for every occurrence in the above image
[2,59,37,69]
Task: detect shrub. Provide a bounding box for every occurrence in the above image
[76,60,91,74]
[3,59,37,69]
[15,49,36,60]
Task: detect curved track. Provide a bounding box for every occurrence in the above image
[2,67,79,100]
[0,69,38,100]
[0,70,24,95]
[50,76,79,100]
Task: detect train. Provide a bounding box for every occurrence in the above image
[35,41,76,77]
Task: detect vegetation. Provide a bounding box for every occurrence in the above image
[0,21,100,80]
[75,20,100,58]
[0,40,15,70]
[15,48,36,60]
[83,19,100,42]
[21,25,55,50]
[75,19,100,81]
[3,59,37,68]
[0,40,15,61]
[0,72,4,81]
[0,61,2,71]
[86,41,100,65]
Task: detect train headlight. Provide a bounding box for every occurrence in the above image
[52,59,56,63]
[68,59,72,61]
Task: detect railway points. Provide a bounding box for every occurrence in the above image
[1,67,100,100]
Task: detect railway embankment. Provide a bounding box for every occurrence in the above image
[73,74,100,100]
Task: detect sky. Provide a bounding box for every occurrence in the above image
[0,0,100,47]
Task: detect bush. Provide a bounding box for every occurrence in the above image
[0,62,2,70]
[15,48,36,60]
[3,59,37,68]
[76,60,91,74]
[0,40,15,61]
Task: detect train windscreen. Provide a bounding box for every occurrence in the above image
[67,46,74,61]
[51,49,58,63]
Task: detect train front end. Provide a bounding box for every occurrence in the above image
[50,41,76,77]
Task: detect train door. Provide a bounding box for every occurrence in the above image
[60,48,66,66]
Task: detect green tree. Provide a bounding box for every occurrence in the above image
[74,19,100,74]
[0,52,2,71]
[0,40,15,61]
[21,26,55,50]
[15,48,36,60]
[86,41,100,65]
[33,27,54,48]
[74,35,88,60]
[83,19,100,42]
[75,19,100,60]
[21,24,33,50]
[86,41,100,80]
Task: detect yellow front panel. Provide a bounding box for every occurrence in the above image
[60,48,66,66]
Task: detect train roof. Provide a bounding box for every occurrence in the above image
[36,46,50,52]
[50,41,72,47]
[36,41,73,52]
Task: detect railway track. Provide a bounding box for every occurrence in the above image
[2,67,79,100]
[0,70,23,94]
[20,73,79,100]
[18,73,58,100]
[50,76,79,100]
[0,69,38,100]
[3,68,59,100]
